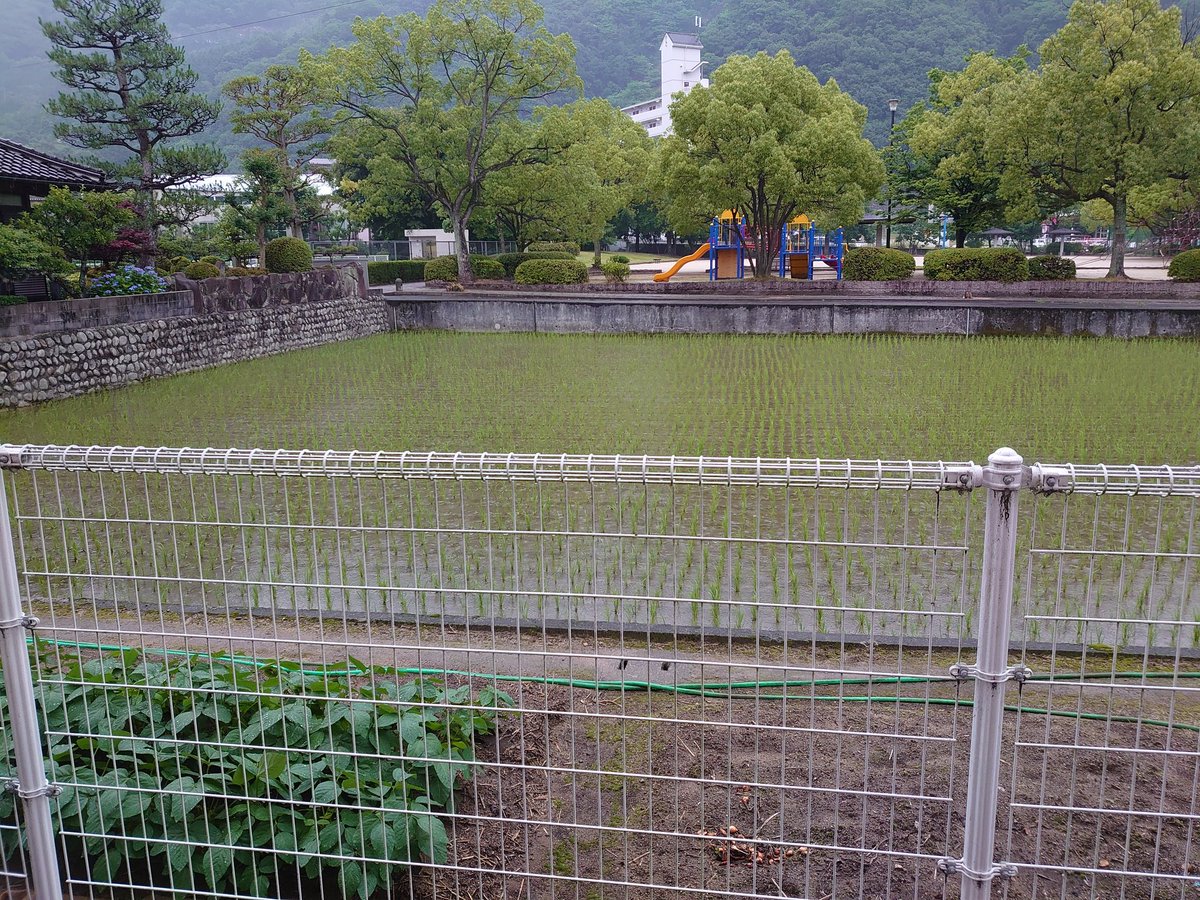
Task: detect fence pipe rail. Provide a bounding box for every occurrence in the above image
[0,473,62,900]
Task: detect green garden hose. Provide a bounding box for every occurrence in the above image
[27,636,1200,734]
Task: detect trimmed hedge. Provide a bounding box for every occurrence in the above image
[601,261,630,284]
[514,258,590,285]
[264,237,313,274]
[199,255,224,268]
[491,251,574,277]
[423,254,506,282]
[1027,255,1077,280]
[528,241,581,256]
[1168,249,1200,282]
[0,294,25,306]
[843,247,916,281]
[225,266,268,276]
[368,259,429,285]
[183,261,220,280]
[923,247,1028,282]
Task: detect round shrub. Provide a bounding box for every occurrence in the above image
[923,247,1028,282]
[423,254,506,282]
[492,251,573,278]
[199,255,224,268]
[843,247,916,281]
[528,240,581,256]
[601,261,630,284]
[1168,249,1200,282]
[264,237,313,274]
[610,254,631,264]
[514,258,590,285]
[183,261,221,280]
[1027,255,1077,280]
[163,256,191,273]
[88,265,169,296]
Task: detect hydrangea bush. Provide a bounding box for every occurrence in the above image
[89,265,169,296]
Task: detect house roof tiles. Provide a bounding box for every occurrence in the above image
[0,138,106,187]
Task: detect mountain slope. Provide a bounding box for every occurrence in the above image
[1,0,1079,157]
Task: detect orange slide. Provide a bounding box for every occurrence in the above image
[652,243,711,282]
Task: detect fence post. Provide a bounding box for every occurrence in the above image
[940,447,1025,898]
[0,459,64,900]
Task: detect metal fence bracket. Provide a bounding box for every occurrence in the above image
[938,858,1019,880]
[942,464,984,491]
[948,663,1032,684]
[1030,464,1073,493]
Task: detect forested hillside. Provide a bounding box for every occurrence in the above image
[0,0,1087,157]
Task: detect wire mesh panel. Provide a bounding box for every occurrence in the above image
[1003,465,1200,900]
[1,445,980,899]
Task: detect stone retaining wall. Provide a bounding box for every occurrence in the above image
[0,269,386,407]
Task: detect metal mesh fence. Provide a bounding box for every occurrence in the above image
[0,445,1195,899]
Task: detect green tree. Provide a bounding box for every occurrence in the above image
[659,51,884,278]
[222,64,330,238]
[304,0,580,282]
[992,0,1200,276]
[894,51,1029,247]
[538,99,654,267]
[18,188,136,289]
[41,0,225,260]
[226,151,292,264]
[0,224,71,284]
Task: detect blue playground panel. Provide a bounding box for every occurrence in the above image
[779,223,844,280]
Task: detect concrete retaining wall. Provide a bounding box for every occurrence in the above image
[470,277,1200,301]
[0,269,387,407]
[386,293,1200,339]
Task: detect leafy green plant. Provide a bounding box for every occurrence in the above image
[226,266,269,276]
[843,247,916,281]
[527,240,580,256]
[0,294,26,306]
[1168,248,1200,282]
[199,255,224,268]
[424,255,505,282]
[264,237,314,274]
[514,259,589,285]
[183,261,221,280]
[1027,255,1076,280]
[923,247,1028,281]
[600,261,630,284]
[0,646,510,898]
[88,265,170,296]
[609,254,631,264]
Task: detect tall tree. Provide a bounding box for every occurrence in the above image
[222,64,329,239]
[304,0,580,282]
[991,0,1200,276]
[892,51,1029,248]
[659,51,884,278]
[225,151,292,264]
[18,188,136,289]
[538,99,654,267]
[41,0,225,261]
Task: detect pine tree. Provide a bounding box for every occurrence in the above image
[42,0,225,260]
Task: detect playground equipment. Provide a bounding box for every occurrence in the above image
[653,210,750,283]
[778,215,845,280]
[709,210,748,280]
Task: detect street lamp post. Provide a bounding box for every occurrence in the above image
[886,98,899,249]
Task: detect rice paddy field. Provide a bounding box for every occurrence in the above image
[1,331,1197,463]
[2,331,1199,650]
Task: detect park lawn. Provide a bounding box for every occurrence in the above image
[576,251,667,265]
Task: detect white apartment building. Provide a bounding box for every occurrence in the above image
[621,32,709,137]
